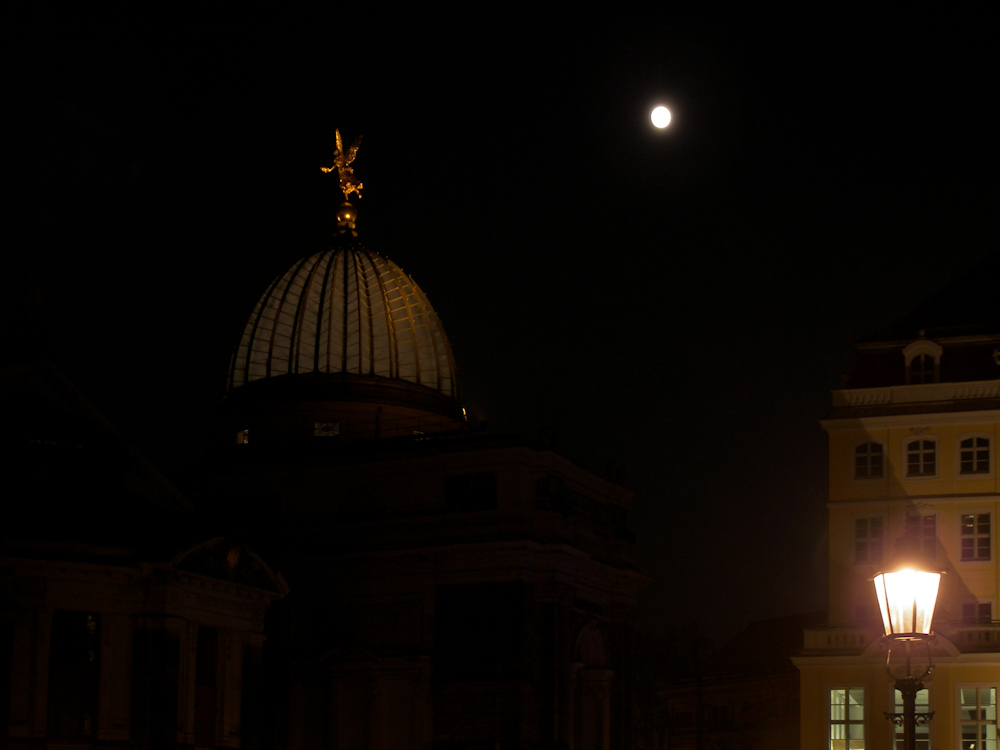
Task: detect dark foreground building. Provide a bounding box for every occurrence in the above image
[661,612,824,750]
[2,170,647,750]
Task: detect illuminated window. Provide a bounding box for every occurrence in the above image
[963,603,992,625]
[855,517,883,565]
[958,687,997,750]
[830,688,865,749]
[960,437,991,475]
[313,421,340,437]
[906,439,937,478]
[961,514,991,562]
[236,428,249,445]
[855,443,884,479]
[894,688,930,749]
[905,514,938,560]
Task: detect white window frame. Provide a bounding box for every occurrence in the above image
[958,510,993,564]
[904,512,939,563]
[903,338,942,385]
[903,436,939,480]
[829,686,865,750]
[853,515,885,567]
[853,440,886,481]
[955,683,998,750]
[960,600,994,625]
[956,432,994,479]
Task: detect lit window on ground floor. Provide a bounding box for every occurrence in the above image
[960,687,997,750]
[831,688,864,750]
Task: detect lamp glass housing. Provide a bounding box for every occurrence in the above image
[873,568,941,637]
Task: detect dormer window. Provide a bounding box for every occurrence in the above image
[902,337,942,384]
[909,354,935,384]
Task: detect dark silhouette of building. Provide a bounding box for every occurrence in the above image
[660,612,823,750]
[1,361,286,750]
[3,184,647,750]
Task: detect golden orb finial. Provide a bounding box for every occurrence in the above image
[336,201,358,236]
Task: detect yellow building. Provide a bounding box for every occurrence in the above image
[796,325,1000,749]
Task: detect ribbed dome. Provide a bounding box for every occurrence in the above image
[228,236,458,399]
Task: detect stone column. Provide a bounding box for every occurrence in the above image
[218,629,243,748]
[7,608,51,746]
[176,621,198,750]
[97,612,132,742]
[577,670,613,750]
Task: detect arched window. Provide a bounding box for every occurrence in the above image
[902,338,942,385]
[909,354,935,384]
[959,435,992,475]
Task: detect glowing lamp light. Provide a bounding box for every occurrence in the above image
[873,568,941,638]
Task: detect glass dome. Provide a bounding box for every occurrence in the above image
[228,236,458,400]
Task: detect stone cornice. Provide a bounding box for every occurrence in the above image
[822,405,1000,431]
[831,379,999,410]
[827,494,1000,509]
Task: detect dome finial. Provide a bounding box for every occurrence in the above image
[321,129,364,200]
[336,202,358,236]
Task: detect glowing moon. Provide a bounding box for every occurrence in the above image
[651,106,671,128]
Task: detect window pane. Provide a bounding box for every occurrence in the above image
[983,688,996,720]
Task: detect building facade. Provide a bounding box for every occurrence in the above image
[796,325,1000,749]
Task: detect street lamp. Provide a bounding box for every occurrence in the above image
[872,567,942,750]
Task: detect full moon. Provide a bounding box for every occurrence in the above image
[651,106,671,128]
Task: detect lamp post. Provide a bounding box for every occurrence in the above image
[872,567,942,750]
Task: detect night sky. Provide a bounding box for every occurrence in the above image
[7,11,998,645]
